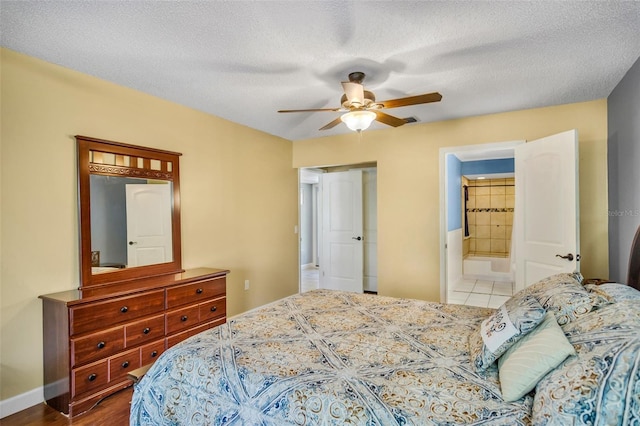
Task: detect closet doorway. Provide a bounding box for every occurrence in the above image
[299,169,322,292]
[298,164,378,294]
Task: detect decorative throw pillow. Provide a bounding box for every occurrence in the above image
[514,273,594,325]
[498,312,575,401]
[469,294,546,372]
[532,300,640,425]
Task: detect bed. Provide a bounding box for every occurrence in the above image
[130,229,640,425]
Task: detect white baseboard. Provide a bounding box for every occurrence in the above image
[0,386,44,419]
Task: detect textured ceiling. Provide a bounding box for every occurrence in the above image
[2,1,639,141]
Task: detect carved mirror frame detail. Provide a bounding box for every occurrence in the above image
[77,135,183,288]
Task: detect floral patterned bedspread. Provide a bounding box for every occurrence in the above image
[130,290,533,425]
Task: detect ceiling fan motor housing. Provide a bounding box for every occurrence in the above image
[341,90,376,109]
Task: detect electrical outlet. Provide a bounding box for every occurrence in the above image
[244,280,250,290]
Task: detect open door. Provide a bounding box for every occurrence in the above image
[514,130,579,290]
[320,170,364,293]
[126,183,173,267]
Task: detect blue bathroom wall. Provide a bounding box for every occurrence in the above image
[461,158,514,175]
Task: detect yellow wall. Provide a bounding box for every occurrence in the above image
[0,47,610,405]
[293,100,609,301]
[0,48,299,400]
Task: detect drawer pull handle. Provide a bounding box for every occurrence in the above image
[196,288,203,294]
[181,315,188,322]
[88,373,97,382]
[143,327,151,334]
[120,306,129,313]
[210,306,217,312]
[151,350,158,357]
[121,361,130,369]
[97,341,106,349]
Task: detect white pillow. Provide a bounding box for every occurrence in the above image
[469,295,546,372]
[498,312,575,401]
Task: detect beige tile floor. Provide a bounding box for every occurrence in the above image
[448,278,514,309]
[301,266,513,309]
[301,265,319,293]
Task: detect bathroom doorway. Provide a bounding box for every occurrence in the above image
[439,140,524,307]
[440,131,580,307]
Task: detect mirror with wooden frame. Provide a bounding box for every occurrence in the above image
[77,135,183,288]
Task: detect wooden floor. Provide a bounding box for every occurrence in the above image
[0,387,134,426]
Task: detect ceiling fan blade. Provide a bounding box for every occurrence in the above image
[278,107,341,113]
[319,117,343,131]
[341,82,365,106]
[378,92,442,109]
[374,111,407,127]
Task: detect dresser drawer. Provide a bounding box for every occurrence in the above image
[166,304,200,335]
[71,327,124,367]
[141,339,165,365]
[72,359,109,398]
[70,290,165,335]
[109,348,141,381]
[125,314,165,348]
[199,297,226,323]
[166,277,226,308]
[166,321,213,348]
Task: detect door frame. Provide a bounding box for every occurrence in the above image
[298,164,378,293]
[439,140,525,303]
[298,168,325,291]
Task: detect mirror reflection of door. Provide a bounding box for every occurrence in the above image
[125,183,173,267]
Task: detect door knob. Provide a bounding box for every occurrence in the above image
[129,241,137,245]
[555,253,574,261]
[352,236,362,241]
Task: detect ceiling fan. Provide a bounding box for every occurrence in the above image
[278,71,442,132]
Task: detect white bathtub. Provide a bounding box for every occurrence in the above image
[463,255,513,282]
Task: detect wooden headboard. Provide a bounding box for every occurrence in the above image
[628,225,640,291]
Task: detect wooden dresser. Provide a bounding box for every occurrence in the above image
[39,267,228,417]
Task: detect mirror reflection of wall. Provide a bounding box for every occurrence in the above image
[90,175,140,267]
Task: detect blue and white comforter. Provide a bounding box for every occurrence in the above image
[130,290,532,425]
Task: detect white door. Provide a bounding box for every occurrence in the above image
[126,183,173,267]
[320,170,364,293]
[514,130,579,291]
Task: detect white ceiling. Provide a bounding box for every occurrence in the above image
[2,1,639,141]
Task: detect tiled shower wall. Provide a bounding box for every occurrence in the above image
[463,178,515,257]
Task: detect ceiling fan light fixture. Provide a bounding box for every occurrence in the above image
[341,110,376,132]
